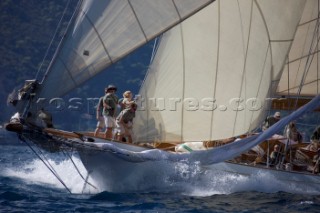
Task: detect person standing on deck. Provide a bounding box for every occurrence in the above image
[103,85,119,140]
[262,111,281,130]
[94,88,108,137]
[121,91,135,110]
[115,102,137,143]
[283,121,302,143]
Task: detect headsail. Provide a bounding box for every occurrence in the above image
[277,0,320,97]
[38,0,214,98]
[134,0,307,143]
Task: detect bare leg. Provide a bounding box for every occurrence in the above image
[115,133,123,141]
[105,128,113,140]
[94,127,101,137]
[127,135,132,143]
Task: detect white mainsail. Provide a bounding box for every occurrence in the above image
[134,0,307,143]
[38,0,214,98]
[277,0,320,97]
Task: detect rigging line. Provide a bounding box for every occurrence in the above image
[29,136,72,189]
[142,36,162,88]
[277,80,320,94]
[287,49,320,64]
[57,56,78,87]
[20,135,72,194]
[62,150,97,190]
[41,0,83,84]
[150,37,159,64]
[301,16,320,86]
[250,44,271,127]
[289,9,320,108]
[289,9,318,96]
[36,0,71,80]
[295,17,320,106]
[254,0,279,115]
[82,172,92,194]
[139,36,163,142]
[299,17,320,27]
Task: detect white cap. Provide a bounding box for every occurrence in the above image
[274,112,281,117]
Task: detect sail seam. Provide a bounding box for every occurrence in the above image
[275,1,313,99]
[270,39,294,43]
[278,79,320,93]
[127,0,148,42]
[58,57,78,86]
[254,0,276,127]
[81,10,113,64]
[296,15,320,98]
[179,24,186,142]
[209,0,220,140]
[232,0,254,136]
[172,0,182,20]
[299,17,319,27]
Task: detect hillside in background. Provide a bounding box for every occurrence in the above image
[0,0,153,130]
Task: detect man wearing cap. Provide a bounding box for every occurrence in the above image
[103,84,119,140]
[262,111,281,130]
[94,89,107,137]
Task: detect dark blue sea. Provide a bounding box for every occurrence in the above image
[1,138,320,213]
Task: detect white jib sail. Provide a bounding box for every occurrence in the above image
[134,0,307,143]
[277,0,320,97]
[38,0,214,98]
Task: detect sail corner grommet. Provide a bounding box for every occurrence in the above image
[83,50,90,56]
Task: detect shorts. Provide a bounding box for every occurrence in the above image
[96,116,105,129]
[116,121,133,136]
[103,115,115,128]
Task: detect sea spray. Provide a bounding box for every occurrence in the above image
[3,155,99,194]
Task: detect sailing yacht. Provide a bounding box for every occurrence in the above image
[5,0,320,192]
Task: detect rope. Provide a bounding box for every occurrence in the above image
[35,0,72,80]
[294,14,320,108]
[62,149,97,190]
[19,134,72,194]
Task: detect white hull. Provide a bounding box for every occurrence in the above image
[15,127,320,193]
[76,139,203,192]
[75,139,320,193]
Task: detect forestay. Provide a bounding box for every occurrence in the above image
[277,0,320,97]
[38,0,214,98]
[134,0,307,143]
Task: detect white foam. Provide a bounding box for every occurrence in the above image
[3,156,320,195]
[184,169,320,196]
[3,155,99,194]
